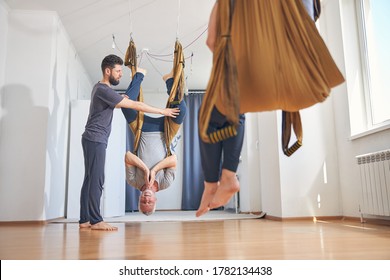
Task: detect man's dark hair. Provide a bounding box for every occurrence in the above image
[101,54,123,74]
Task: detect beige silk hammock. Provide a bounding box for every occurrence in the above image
[124,39,185,156]
[198,0,345,156]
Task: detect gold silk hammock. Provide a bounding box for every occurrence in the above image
[124,39,185,156]
[199,0,345,156]
[164,40,185,156]
[124,38,144,154]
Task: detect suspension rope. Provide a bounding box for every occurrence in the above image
[111,34,125,55]
[138,50,144,67]
[183,27,208,50]
[145,54,164,77]
[176,0,181,40]
[146,26,208,57]
[128,0,133,39]
[147,52,193,62]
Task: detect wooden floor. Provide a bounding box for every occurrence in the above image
[1,216,390,260]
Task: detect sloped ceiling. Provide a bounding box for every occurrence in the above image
[5,0,214,91]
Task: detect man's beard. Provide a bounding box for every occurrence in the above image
[109,75,120,86]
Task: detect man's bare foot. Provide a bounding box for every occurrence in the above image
[79,222,91,229]
[196,182,218,217]
[209,169,240,209]
[137,67,147,76]
[163,70,173,82]
[91,221,118,231]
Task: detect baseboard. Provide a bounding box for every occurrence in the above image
[344,216,390,226]
[261,215,390,227]
[0,217,65,225]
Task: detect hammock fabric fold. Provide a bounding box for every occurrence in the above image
[164,40,185,156]
[124,38,144,154]
[199,0,345,156]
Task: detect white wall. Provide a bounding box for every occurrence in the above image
[0,10,52,221]
[321,0,390,218]
[257,112,283,217]
[278,101,342,218]
[45,16,93,220]
[254,102,342,219]
[0,9,92,221]
[236,113,263,213]
[0,0,8,109]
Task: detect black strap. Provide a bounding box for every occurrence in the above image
[281,111,303,157]
[313,0,321,22]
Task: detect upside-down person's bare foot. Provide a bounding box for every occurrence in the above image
[209,169,240,209]
[79,222,91,229]
[196,182,218,217]
[91,221,118,231]
[136,67,147,76]
[162,69,173,82]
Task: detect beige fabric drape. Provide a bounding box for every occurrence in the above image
[199,0,345,155]
[164,40,185,156]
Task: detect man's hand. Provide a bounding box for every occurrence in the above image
[148,169,156,187]
[162,107,180,118]
[143,167,150,187]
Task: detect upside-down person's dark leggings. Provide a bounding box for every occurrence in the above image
[199,107,245,183]
[121,73,187,131]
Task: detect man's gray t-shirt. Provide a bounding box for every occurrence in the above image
[82,82,123,144]
[126,131,175,190]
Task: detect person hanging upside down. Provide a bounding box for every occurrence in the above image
[122,68,187,216]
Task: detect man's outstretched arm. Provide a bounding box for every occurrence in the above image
[117,97,180,117]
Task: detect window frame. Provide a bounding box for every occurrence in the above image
[352,0,390,138]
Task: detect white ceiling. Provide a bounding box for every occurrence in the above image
[5,0,214,91]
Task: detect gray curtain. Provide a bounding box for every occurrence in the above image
[125,125,141,212]
[181,91,205,210]
[302,0,315,19]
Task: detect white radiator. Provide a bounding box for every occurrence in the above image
[356,149,390,217]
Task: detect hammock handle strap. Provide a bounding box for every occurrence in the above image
[282,111,303,157]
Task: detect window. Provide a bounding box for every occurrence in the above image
[356,0,390,130]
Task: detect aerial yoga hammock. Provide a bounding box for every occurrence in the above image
[124,38,185,156]
[198,0,345,156]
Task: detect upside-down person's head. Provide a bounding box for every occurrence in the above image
[138,188,157,216]
[101,54,123,86]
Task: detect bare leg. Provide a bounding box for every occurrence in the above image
[209,169,240,209]
[196,182,218,217]
[91,221,118,231]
